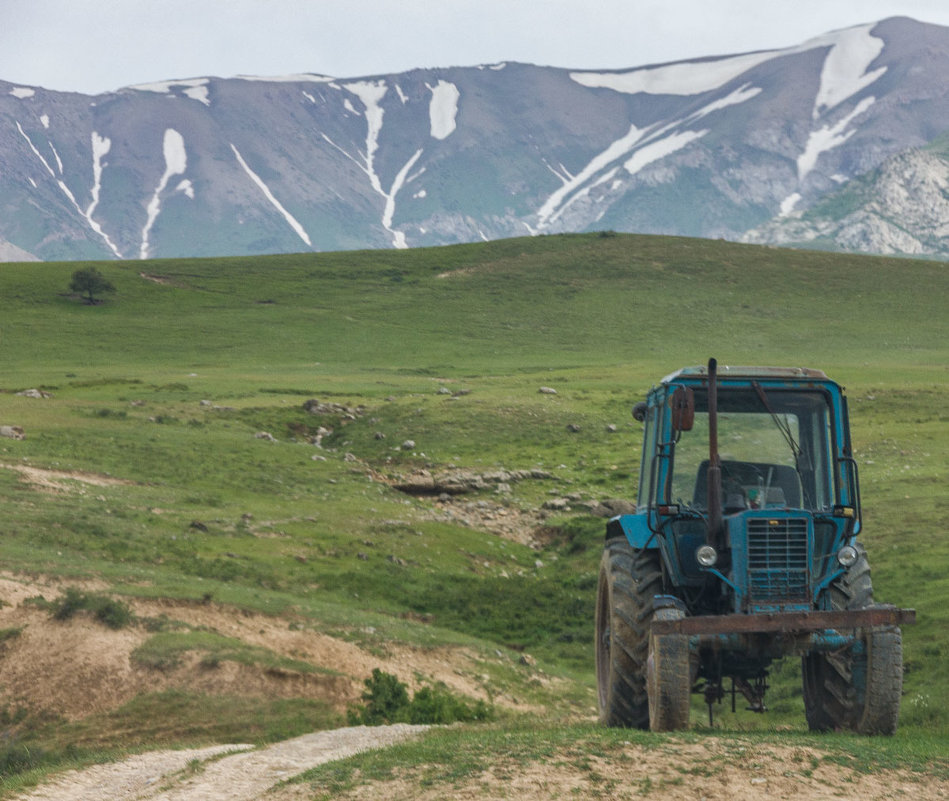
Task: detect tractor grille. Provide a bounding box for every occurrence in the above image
[747,517,809,603]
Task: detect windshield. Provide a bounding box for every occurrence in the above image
[668,388,834,512]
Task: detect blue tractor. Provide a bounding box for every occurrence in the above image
[596,360,915,732]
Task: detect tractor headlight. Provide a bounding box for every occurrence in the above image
[696,544,718,568]
[837,545,858,567]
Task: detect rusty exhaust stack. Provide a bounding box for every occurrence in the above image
[706,358,723,549]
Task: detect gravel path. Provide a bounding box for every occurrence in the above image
[13,725,429,801]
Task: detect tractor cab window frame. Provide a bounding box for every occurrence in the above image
[664,387,836,513]
[637,402,659,509]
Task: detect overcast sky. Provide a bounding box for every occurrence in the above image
[3,0,949,95]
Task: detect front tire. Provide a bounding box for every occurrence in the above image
[802,543,903,734]
[646,607,691,731]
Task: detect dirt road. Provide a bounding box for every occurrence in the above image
[12,724,428,801]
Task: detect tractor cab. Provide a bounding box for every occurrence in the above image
[617,363,861,616]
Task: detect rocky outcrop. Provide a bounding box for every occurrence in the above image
[742,148,949,258]
[391,468,554,496]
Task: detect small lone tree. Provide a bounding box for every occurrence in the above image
[69,267,115,304]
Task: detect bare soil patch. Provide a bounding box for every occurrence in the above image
[0,463,135,493]
[269,738,948,801]
[0,575,527,722]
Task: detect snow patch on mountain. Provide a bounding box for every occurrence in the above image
[141,129,188,259]
[49,142,64,174]
[537,124,646,225]
[88,133,122,258]
[798,96,876,180]
[428,80,459,140]
[688,83,762,120]
[16,121,54,177]
[807,23,886,116]
[538,81,762,228]
[234,73,334,83]
[9,87,35,99]
[17,120,122,257]
[570,51,774,96]
[183,85,210,106]
[230,144,312,248]
[338,79,423,248]
[625,129,707,175]
[40,114,49,129]
[383,150,424,248]
[131,78,211,105]
[344,80,388,169]
[779,192,802,216]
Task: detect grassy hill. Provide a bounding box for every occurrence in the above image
[0,232,946,793]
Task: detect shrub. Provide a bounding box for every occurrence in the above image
[51,588,134,629]
[347,669,493,726]
[350,668,410,725]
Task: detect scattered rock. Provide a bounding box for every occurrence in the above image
[189,520,209,532]
[542,498,570,511]
[392,467,554,496]
[392,469,435,493]
[16,388,51,399]
[302,398,364,420]
[586,498,637,517]
[255,431,277,442]
[401,440,416,450]
[566,423,581,433]
[437,387,452,395]
[309,426,333,447]
[538,387,557,395]
[357,552,369,561]
[519,654,537,667]
[374,431,386,440]
[0,425,25,440]
[606,424,618,433]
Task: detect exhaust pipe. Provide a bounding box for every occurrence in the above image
[706,358,723,549]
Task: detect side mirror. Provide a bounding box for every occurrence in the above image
[632,401,648,422]
[671,387,695,432]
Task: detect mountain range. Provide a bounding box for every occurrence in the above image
[2,15,949,262]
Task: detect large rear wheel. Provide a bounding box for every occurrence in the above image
[595,538,665,728]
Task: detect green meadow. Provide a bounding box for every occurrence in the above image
[0,232,946,790]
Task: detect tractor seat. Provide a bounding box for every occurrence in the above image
[693,460,802,509]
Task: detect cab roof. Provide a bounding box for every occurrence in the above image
[660,365,829,384]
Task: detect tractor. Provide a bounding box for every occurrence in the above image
[596,359,915,733]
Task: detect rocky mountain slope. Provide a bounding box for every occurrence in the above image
[2,16,949,261]
[742,139,949,257]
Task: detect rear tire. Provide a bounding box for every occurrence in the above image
[595,539,663,728]
[802,543,903,734]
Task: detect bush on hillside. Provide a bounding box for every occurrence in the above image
[348,668,493,726]
[51,587,134,629]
